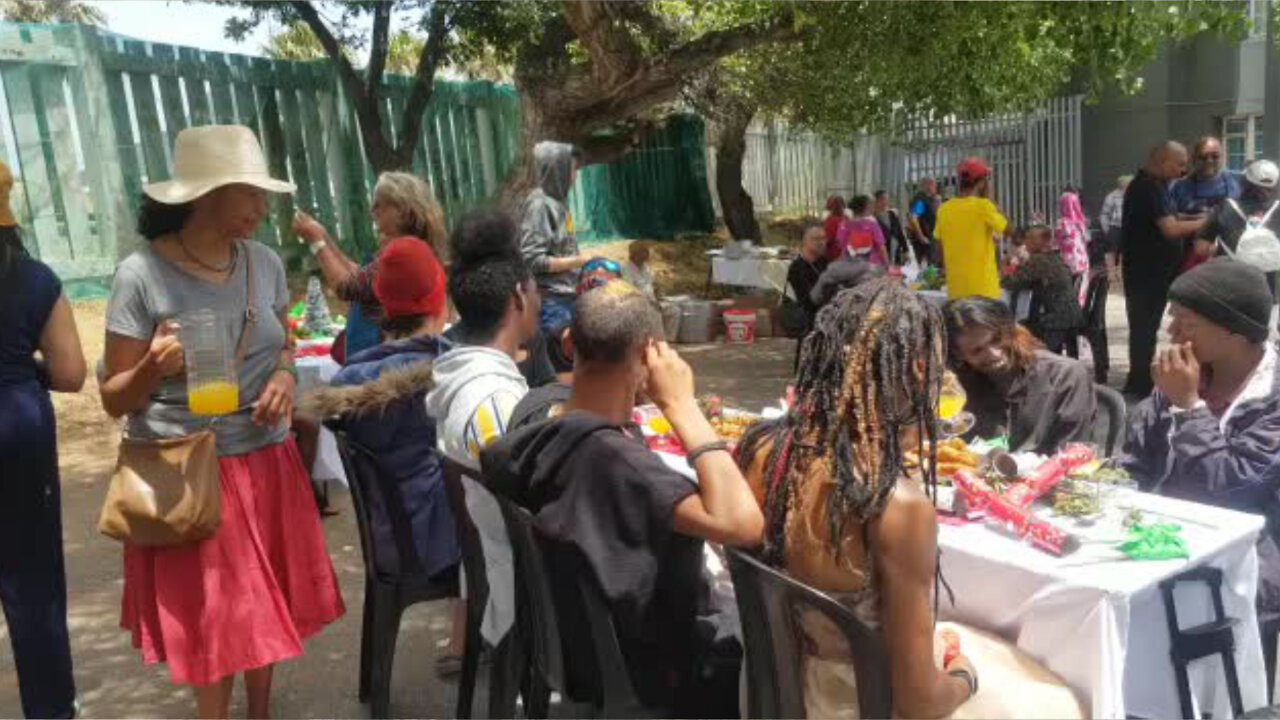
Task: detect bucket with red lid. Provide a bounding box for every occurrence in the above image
[723,309,757,344]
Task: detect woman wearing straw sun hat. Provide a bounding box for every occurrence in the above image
[0,158,86,719]
[99,125,344,718]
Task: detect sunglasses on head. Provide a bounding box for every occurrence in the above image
[582,258,622,275]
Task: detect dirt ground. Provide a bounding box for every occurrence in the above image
[0,230,1133,717]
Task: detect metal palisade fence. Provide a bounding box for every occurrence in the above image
[884,96,1084,227]
[708,120,890,217]
[0,21,522,290]
[714,98,1083,226]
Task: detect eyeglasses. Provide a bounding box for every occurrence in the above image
[1201,153,1222,160]
[582,258,621,275]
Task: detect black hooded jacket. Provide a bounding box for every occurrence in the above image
[480,412,704,706]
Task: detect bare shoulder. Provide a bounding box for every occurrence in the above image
[873,479,938,574]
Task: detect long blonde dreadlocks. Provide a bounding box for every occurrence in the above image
[740,278,946,565]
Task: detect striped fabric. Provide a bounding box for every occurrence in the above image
[463,391,520,460]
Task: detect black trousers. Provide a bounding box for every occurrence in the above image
[1123,262,1174,397]
[0,475,76,718]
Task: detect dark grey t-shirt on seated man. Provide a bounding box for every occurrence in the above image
[105,240,290,456]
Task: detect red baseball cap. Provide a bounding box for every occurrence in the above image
[374,237,447,319]
[957,157,991,183]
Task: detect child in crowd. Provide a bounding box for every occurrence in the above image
[1000,224,1084,354]
[1004,226,1031,271]
[622,240,656,300]
[836,194,889,267]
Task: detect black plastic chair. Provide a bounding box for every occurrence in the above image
[726,547,892,719]
[326,422,460,719]
[494,501,565,719]
[499,500,665,718]
[1092,383,1126,458]
[1079,267,1111,384]
[1160,566,1245,719]
[441,459,490,720]
[1259,611,1280,705]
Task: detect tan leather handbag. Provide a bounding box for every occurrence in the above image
[99,244,257,546]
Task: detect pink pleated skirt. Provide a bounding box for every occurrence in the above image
[120,437,346,686]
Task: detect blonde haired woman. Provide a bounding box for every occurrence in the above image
[100,125,344,718]
[294,171,447,359]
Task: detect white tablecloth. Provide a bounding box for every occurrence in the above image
[939,487,1267,718]
[295,355,348,487]
[711,256,790,293]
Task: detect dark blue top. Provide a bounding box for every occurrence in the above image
[332,335,459,579]
[0,256,62,478]
[1169,171,1241,216]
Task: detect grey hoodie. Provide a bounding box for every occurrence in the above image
[421,343,528,646]
[423,345,529,470]
[520,141,579,299]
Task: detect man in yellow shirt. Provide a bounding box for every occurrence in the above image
[935,158,1010,299]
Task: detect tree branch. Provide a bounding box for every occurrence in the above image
[367,1,392,92]
[290,0,394,169]
[561,0,643,85]
[398,0,453,160]
[652,10,797,85]
[544,7,797,136]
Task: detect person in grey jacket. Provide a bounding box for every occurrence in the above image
[520,141,589,333]
[1120,258,1280,610]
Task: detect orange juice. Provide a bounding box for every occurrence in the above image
[648,416,673,435]
[189,381,240,416]
[938,394,966,421]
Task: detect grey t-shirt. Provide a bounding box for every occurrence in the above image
[106,241,291,456]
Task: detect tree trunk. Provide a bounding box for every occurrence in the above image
[714,111,760,241]
[498,91,543,212]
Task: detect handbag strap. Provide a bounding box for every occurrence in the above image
[234,241,256,370]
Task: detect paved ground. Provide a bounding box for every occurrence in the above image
[0,290,1134,719]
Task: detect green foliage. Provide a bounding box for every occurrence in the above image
[706,1,1251,141]
[386,29,423,75]
[261,21,331,61]
[2,0,105,25]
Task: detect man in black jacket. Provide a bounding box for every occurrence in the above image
[481,283,762,714]
[1121,258,1280,609]
[1121,141,1209,397]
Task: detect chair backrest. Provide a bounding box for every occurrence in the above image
[441,458,490,628]
[726,547,892,720]
[1092,383,1127,458]
[496,500,567,701]
[325,419,426,581]
[1083,267,1110,329]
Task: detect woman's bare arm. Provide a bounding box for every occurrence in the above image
[294,212,359,289]
[100,330,183,418]
[38,296,86,392]
[874,484,973,718]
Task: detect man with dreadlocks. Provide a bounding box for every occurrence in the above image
[738,279,1084,719]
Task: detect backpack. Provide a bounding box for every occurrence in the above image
[1223,199,1280,272]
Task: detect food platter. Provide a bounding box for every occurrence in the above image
[634,396,763,455]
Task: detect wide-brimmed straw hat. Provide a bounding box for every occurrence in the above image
[143,125,295,205]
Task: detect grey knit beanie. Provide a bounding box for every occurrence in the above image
[1168,258,1272,343]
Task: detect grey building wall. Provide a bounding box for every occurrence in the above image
[1080,33,1241,215]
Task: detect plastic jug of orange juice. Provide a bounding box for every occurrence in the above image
[179,309,240,416]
